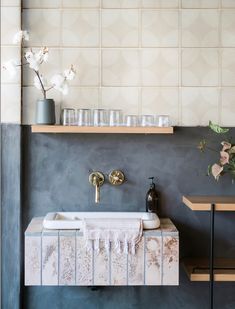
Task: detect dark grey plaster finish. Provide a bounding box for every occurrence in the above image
[1,124,22,309]
[21,126,235,309]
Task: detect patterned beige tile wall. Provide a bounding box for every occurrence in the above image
[1,0,21,123]
[20,0,235,126]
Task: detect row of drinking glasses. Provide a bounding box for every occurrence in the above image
[61,108,170,127]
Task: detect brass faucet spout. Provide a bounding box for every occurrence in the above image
[89,172,105,204]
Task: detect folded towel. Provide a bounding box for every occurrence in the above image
[82,218,143,255]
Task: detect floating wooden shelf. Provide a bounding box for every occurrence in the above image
[182,196,235,211]
[183,258,235,282]
[31,125,174,134]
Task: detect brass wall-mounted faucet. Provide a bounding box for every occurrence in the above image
[89,170,125,204]
[89,171,105,204]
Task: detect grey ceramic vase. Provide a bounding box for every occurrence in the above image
[35,99,56,125]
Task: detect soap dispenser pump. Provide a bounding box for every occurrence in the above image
[146,177,159,214]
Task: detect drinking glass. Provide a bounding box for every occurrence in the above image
[156,115,170,127]
[93,109,108,126]
[61,108,76,126]
[140,115,154,127]
[109,109,123,126]
[77,109,91,126]
[124,115,139,127]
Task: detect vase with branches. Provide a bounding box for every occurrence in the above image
[2,30,76,124]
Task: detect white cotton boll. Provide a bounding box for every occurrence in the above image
[25,50,35,62]
[13,31,23,44]
[34,48,49,65]
[51,74,65,88]
[13,30,29,44]
[25,51,40,71]
[2,59,19,77]
[64,67,76,81]
[60,82,69,95]
[22,30,29,41]
[42,52,49,62]
[28,60,39,71]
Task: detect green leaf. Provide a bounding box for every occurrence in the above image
[209,121,229,134]
[207,164,212,176]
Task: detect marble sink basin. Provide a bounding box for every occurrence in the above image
[43,212,160,230]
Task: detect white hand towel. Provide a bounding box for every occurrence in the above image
[83,218,143,255]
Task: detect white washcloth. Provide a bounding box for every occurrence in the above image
[82,218,143,255]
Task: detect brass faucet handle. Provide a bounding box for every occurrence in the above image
[109,170,125,186]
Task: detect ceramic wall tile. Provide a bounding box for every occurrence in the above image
[102,0,140,8]
[128,238,144,285]
[222,49,235,86]
[145,237,162,285]
[1,46,21,84]
[63,0,100,8]
[142,0,179,8]
[1,0,20,6]
[221,10,235,47]
[182,0,220,8]
[142,10,179,47]
[23,9,61,46]
[182,48,219,86]
[141,88,179,125]
[23,48,61,86]
[181,87,219,126]
[102,10,139,47]
[42,234,59,285]
[1,84,21,124]
[59,233,76,285]
[62,49,100,86]
[6,0,235,126]
[62,9,99,47]
[102,50,140,86]
[1,7,21,45]
[142,49,179,86]
[222,0,235,8]
[182,10,219,47]
[221,88,235,126]
[23,0,61,8]
[101,87,139,114]
[61,87,99,109]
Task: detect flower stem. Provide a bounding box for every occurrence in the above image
[34,70,46,99]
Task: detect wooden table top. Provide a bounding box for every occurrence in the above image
[182,196,235,211]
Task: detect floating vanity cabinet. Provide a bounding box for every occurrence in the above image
[25,218,179,286]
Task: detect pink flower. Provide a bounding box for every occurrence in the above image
[220,151,229,165]
[221,141,231,151]
[211,164,223,180]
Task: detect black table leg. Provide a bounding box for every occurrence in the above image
[210,203,215,309]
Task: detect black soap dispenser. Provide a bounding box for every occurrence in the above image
[146,177,159,214]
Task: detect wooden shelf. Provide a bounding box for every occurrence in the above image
[183,258,235,282]
[182,196,235,211]
[31,125,174,134]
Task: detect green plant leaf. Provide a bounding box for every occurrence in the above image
[209,121,229,134]
[207,164,212,176]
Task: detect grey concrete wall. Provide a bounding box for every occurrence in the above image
[2,125,235,308]
[21,126,235,309]
[1,124,22,309]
